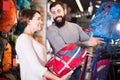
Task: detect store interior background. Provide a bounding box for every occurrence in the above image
[47,0,120,29]
[46,0,120,52]
[0,0,120,79]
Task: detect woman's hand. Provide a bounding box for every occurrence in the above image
[60,70,73,80]
[44,70,73,80]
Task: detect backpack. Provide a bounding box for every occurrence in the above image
[16,0,32,10]
[0,36,12,73]
[89,1,120,53]
[93,59,110,80]
[0,0,17,33]
[46,43,88,80]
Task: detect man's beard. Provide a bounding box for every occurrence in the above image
[54,16,65,28]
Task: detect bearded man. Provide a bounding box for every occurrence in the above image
[47,1,104,80]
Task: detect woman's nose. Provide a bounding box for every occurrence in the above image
[40,20,43,25]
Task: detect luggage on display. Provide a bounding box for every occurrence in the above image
[46,43,88,80]
[93,59,110,80]
[0,0,17,33]
[89,2,120,80]
[89,1,120,43]
[0,34,20,80]
[88,2,120,54]
[0,36,12,73]
[16,0,31,10]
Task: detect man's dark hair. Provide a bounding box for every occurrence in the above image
[50,1,65,10]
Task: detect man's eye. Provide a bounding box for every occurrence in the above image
[57,10,61,13]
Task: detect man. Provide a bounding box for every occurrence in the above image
[47,1,104,80]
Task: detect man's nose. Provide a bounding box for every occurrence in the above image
[54,11,60,17]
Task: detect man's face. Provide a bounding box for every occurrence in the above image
[50,4,66,28]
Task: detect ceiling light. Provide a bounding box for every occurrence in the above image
[96,1,102,4]
[95,5,100,8]
[50,0,56,2]
[75,0,84,12]
[88,2,93,15]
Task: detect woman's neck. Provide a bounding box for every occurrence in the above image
[23,32,33,37]
[23,31,33,38]
[23,26,34,35]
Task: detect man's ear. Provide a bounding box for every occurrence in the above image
[64,8,67,15]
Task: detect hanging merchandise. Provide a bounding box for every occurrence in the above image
[16,0,32,10]
[109,54,120,80]
[89,2,120,79]
[93,59,110,80]
[0,36,12,73]
[21,0,31,9]
[0,0,17,33]
[45,43,88,80]
[89,1,120,53]
[16,0,23,10]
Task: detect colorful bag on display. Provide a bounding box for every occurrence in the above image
[45,43,88,80]
[89,1,120,54]
[0,37,12,73]
[16,0,31,10]
[0,0,17,33]
[93,59,110,80]
[89,1,120,41]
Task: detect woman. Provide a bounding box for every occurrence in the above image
[15,9,73,80]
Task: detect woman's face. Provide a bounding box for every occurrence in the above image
[29,13,43,32]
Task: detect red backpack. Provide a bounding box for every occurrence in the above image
[46,43,88,80]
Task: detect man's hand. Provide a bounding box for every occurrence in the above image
[88,37,104,47]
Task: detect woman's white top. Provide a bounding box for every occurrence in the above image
[15,34,47,80]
